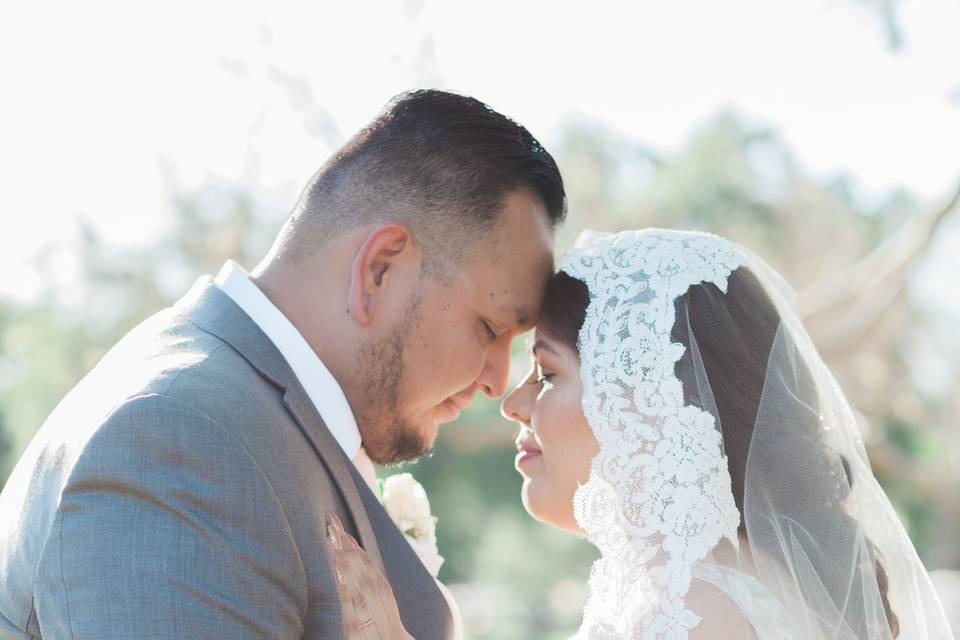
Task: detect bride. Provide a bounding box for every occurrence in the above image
[326,228,954,639]
[501,228,954,639]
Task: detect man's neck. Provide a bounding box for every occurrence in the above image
[251,261,357,400]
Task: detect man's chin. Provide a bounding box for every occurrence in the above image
[365,422,437,466]
[417,421,440,458]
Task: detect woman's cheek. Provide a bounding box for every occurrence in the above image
[542,384,586,488]
[577,421,600,483]
[557,384,596,486]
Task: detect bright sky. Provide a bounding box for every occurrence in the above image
[1,0,959,303]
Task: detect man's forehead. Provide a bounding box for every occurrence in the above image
[484,262,552,327]
[486,190,556,268]
[468,194,555,327]
[483,285,536,327]
[511,304,533,330]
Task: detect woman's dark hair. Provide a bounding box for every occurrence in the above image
[539,268,899,637]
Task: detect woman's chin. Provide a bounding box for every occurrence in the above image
[520,479,578,532]
[520,478,538,517]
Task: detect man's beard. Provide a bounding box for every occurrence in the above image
[354,294,432,466]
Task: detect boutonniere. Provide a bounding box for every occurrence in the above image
[381,473,444,578]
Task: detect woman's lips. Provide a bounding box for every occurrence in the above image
[514,432,543,472]
[515,449,542,471]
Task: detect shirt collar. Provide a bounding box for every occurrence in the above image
[213,260,362,458]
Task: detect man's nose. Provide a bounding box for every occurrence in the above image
[478,339,512,400]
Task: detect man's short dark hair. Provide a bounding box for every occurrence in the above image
[282,89,566,273]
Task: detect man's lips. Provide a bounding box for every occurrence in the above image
[439,394,473,421]
[448,395,472,412]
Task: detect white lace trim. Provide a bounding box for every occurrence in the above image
[563,229,744,639]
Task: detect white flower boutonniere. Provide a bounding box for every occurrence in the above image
[381,473,444,578]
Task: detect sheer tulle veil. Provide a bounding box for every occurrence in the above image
[559,229,954,639]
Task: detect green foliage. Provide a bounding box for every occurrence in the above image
[0,304,110,474]
[886,418,942,460]
[0,179,278,484]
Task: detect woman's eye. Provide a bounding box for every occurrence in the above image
[528,371,554,385]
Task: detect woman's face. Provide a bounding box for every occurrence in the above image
[501,329,599,533]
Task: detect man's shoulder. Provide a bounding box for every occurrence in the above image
[19,305,285,479]
[96,305,280,417]
[89,306,231,396]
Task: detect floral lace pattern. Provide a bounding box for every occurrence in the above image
[564,229,744,639]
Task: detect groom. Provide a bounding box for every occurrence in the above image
[0,90,564,639]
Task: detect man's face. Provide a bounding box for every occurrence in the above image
[359,189,555,465]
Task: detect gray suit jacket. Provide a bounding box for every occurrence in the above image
[0,278,454,639]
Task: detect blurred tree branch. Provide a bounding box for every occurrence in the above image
[800,177,960,357]
[854,0,905,51]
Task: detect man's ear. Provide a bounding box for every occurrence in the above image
[348,223,417,326]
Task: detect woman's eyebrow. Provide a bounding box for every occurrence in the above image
[532,339,559,358]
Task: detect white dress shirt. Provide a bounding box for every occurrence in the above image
[214,261,378,491]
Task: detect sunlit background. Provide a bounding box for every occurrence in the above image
[2,1,959,637]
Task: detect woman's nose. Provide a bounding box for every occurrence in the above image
[500,383,530,425]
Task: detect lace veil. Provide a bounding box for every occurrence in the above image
[562,228,954,639]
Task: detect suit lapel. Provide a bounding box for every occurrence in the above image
[176,277,385,573]
[281,386,385,573]
[353,468,455,639]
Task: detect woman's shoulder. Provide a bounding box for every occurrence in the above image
[687,563,799,640]
[686,567,759,640]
